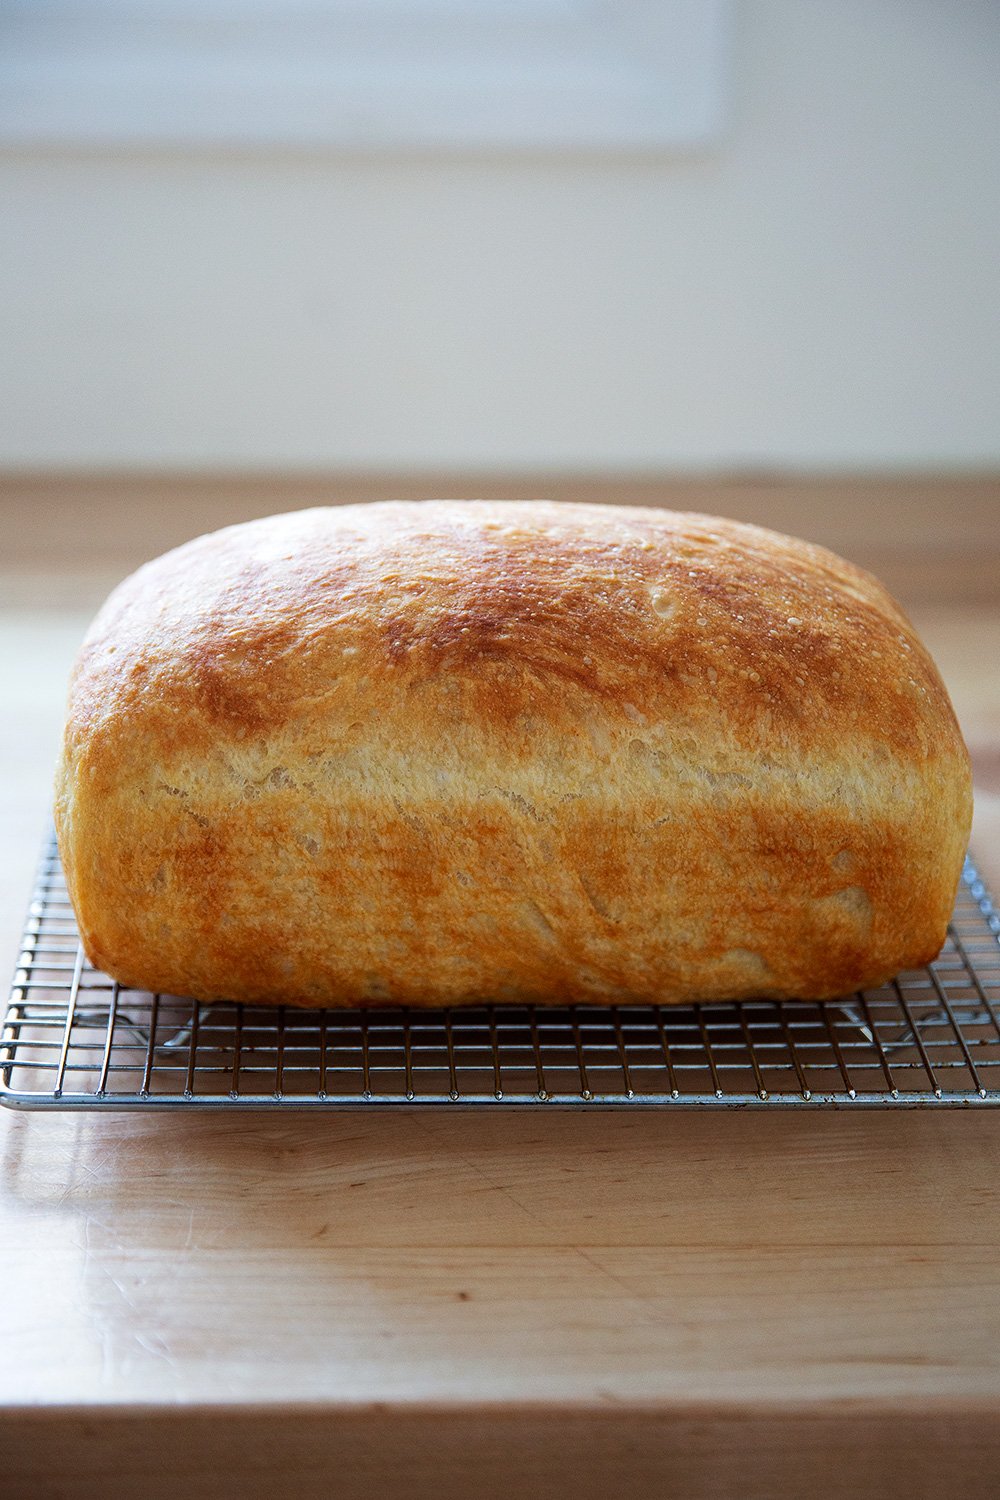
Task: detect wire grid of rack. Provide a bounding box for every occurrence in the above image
[3,832,1000,1109]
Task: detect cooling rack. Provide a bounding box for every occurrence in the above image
[3,832,1000,1109]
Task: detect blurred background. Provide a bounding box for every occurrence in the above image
[2,0,999,477]
[2,0,999,545]
[0,0,999,945]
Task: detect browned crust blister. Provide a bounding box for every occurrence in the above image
[54,501,973,1006]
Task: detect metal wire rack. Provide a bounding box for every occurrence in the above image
[3,831,1000,1109]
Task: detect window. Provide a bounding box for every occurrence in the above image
[0,0,730,150]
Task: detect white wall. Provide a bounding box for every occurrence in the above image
[1,0,998,472]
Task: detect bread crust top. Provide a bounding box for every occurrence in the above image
[63,499,963,773]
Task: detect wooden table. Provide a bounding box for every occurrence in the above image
[3,480,1000,1499]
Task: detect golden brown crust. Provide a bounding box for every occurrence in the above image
[54,500,973,1006]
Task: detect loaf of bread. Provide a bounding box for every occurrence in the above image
[55,500,972,1007]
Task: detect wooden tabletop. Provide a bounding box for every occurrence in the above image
[3,479,1000,1500]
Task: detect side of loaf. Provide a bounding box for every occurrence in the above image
[54,500,973,1006]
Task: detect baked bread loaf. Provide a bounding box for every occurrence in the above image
[55,500,972,1007]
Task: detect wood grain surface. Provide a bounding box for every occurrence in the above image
[4,1108,1000,1497]
[1,477,998,1499]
